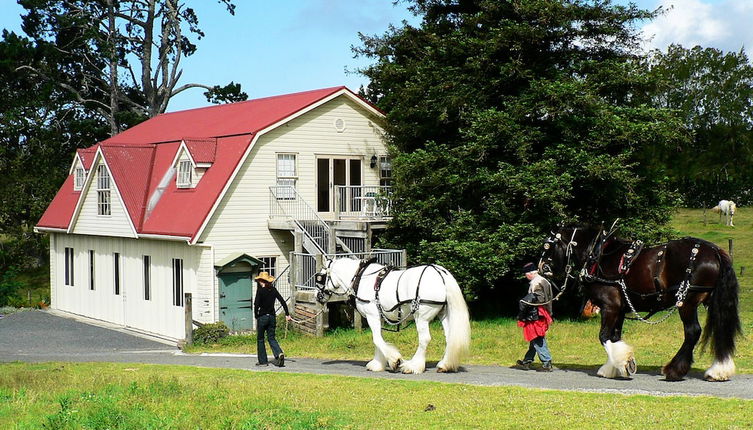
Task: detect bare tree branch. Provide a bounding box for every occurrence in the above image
[170,82,213,97]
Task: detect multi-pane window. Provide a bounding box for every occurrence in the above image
[74,167,85,190]
[177,160,192,188]
[97,165,111,216]
[64,247,74,286]
[172,258,184,307]
[88,250,95,291]
[113,252,120,295]
[379,156,392,187]
[143,255,151,301]
[276,153,297,199]
[259,256,277,278]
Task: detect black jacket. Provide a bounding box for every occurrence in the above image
[517,292,541,322]
[254,285,289,318]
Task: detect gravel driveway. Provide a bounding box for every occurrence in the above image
[2,310,752,400]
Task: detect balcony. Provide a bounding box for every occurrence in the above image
[335,185,392,220]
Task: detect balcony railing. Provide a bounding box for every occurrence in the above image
[335,185,393,219]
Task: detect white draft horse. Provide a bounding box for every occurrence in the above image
[315,258,471,373]
[712,200,737,226]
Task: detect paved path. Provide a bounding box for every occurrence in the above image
[2,310,752,400]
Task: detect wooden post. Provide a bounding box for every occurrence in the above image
[314,253,328,336]
[289,251,297,314]
[401,249,408,269]
[365,224,373,253]
[728,239,734,264]
[353,310,362,332]
[327,226,337,255]
[184,293,193,346]
[703,208,707,226]
[740,266,745,277]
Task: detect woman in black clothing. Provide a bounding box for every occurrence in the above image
[253,272,292,367]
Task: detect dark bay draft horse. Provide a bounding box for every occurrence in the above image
[539,226,742,381]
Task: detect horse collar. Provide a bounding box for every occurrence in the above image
[350,258,378,296]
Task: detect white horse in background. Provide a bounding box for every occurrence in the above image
[712,200,737,226]
[316,258,471,374]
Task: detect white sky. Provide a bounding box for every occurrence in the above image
[0,0,749,112]
[640,0,753,53]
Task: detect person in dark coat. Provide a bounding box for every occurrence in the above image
[254,272,292,367]
[514,262,555,372]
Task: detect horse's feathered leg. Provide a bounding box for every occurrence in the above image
[364,314,402,372]
[596,300,634,379]
[401,311,432,374]
[662,302,702,381]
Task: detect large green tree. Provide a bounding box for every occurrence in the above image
[648,45,753,206]
[356,0,687,300]
[0,30,110,270]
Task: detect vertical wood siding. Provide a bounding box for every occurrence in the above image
[49,233,208,340]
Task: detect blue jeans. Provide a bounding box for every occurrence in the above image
[524,336,552,363]
[256,314,283,364]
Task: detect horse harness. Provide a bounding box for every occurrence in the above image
[582,235,716,323]
[348,261,449,329]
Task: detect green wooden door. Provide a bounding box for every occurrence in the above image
[218,272,253,332]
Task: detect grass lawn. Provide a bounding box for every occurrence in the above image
[189,208,753,376]
[1,362,752,429]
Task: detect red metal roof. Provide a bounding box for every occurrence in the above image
[37,86,359,240]
[184,138,217,164]
[36,175,79,229]
[77,148,97,170]
[103,86,348,145]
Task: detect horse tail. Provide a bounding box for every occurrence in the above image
[701,249,742,380]
[440,272,471,372]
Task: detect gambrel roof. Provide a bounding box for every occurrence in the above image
[36,86,383,242]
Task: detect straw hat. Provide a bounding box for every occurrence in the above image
[255,271,276,284]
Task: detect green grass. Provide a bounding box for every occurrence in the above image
[1,362,752,429]
[190,208,753,376]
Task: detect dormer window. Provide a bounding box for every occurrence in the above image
[97,165,111,216]
[74,167,85,190]
[177,160,192,188]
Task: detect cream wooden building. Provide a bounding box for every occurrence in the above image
[36,87,401,342]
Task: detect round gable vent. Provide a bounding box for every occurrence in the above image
[334,118,346,132]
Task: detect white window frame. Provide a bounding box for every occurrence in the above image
[258,256,277,278]
[74,167,85,191]
[379,156,392,187]
[276,153,297,200]
[97,165,111,216]
[177,160,192,188]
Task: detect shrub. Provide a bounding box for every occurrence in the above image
[193,322,230,344]
[0,266,23,307]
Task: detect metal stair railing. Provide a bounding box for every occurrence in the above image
[269,185,352,254]
[292,249,407,291]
